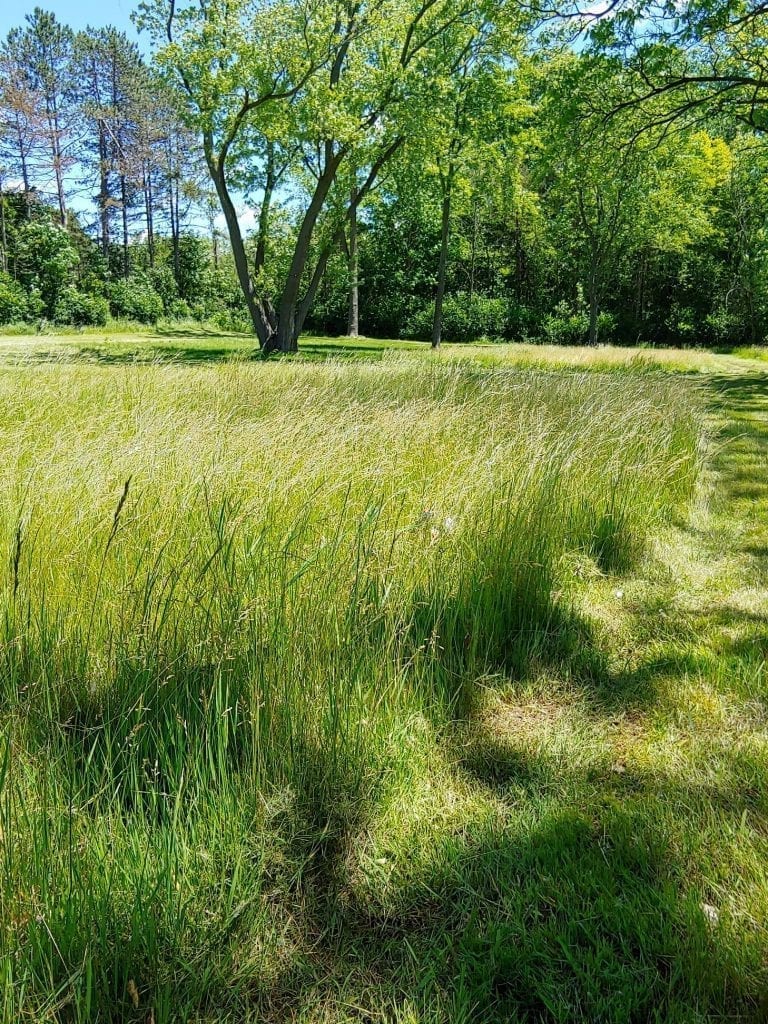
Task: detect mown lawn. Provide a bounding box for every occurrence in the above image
[1,333,767,1022]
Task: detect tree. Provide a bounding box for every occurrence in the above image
[138,0,501,352]
[581,0,768,134]
[0,44,43,217]
[537,57,730,344]
[5,10,76,225]
[75,28,144,270]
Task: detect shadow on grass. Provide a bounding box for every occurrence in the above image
[256,369,768,1021]
[7,335,419,366]
[253,773,765,1023]
[11,369,768,1023]
[22,343,256,365]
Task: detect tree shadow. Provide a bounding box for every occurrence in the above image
[9,336,414,366]
[153,326,246,339]
[248,772,766,1023]
[11,343,252,365]
[273,340,419,361]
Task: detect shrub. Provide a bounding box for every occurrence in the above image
[404,292,509,343]
[542,301,616,345]
[542,300,588,344]
[666,303,699,344]
[54,288,110,327]
[704,307,747,345]
[210,307,253,333]
[168,298,192,320]
[506,302,539,341]
[109,275,164,324]
[0,273,34,323]
[148,265,180,311]
[14,221,79,317]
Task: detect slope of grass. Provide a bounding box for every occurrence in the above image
[0,339,766,1022]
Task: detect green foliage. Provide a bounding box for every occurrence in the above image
[0,272,37,323]
[405,293,509,342]
[108,274,165,323]
[14,221,79,317]
[704,307,747,345]
[53,287,110,327]
[147,265,179,311]
[2,0,768,347]
[542,299,617,346]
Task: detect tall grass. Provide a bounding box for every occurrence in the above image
[0,358,700,1021]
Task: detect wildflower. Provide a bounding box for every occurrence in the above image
[443,515,457,533]
[700,903,720,926]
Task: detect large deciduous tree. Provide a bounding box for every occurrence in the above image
[138,0,501,352]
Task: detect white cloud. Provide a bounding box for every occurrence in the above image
[214,205,258,234]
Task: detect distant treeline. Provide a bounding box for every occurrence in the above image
[1,4,766,347]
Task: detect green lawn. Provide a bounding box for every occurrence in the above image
[1,333,767,1022]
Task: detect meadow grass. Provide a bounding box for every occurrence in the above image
[0,328,764,373]
[0,338,766,1022]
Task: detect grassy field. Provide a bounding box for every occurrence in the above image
[1,332,768,1022]
[0,326,767,372]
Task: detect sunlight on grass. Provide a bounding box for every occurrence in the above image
[2,345,768,1021]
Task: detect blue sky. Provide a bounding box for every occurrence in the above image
[0,0,143,45]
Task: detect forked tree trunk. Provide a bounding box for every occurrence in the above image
[267,151,344,354]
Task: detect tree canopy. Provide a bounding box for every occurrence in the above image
[0,0,766,348]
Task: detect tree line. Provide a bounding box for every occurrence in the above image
[1,0,766,348]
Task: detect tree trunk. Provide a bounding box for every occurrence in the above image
[99,122,110,256]
[347,188,359,337]
[469,196,478,304]
[170,176,180,284]
[295,232,342,340]
[431,180,452,350]
[268,150,344,354]
[0,185,6,273]
[206,143,271,347]
[254,141,275,278]
[46,99,67,226]
[143,160,155,268]
[120,174,130,277]
[14,118,32,220]
[588,265,599,346]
